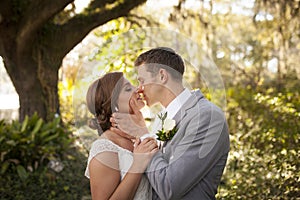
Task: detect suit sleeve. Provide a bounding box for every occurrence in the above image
[146,103,230,199]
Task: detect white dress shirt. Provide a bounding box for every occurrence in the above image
[165,88,192,119]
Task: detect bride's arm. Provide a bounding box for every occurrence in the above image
[110,138,158,200]
[90,152,141,200]
[89,138,158,200]
[89,152,120,200]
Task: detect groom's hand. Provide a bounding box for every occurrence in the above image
[110,99,148,137]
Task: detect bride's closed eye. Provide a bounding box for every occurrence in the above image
[125,86,132,92]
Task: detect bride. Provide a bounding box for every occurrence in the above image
[85,72,157,200]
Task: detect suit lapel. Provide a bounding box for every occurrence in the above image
[173,89,204,125]
[162,90,204,152]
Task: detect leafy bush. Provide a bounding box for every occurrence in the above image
[0,114,90,199]
[0,113,74,180]
[0,147,90,200]
[217,86,300,199]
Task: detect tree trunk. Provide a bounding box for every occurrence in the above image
[18,82,47,122]
[2,49,60,121]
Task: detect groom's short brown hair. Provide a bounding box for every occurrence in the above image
[134,47,185,81]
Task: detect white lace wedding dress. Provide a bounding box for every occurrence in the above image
[85,138,152,200]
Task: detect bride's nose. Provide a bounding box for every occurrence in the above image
[137,85,144,93]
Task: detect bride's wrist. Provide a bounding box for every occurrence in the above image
[130,156,149,173]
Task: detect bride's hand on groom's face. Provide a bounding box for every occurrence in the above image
[110,113,148,138]
[110,100,148,137]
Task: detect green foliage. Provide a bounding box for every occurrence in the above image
[156,127,177,142]
[0,114,90,199]
[0,113,74,179]
[91,18,146,83]
[217,86,300,199]
[0,147,90,200]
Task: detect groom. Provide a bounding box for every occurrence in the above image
[111,47,230,199]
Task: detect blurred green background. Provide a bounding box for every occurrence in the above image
[0,0,299,199]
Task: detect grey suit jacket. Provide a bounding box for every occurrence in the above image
[146,90,230,200]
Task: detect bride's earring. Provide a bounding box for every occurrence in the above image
[114,106,119,112]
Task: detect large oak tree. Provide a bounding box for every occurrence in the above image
[0,0,146,121]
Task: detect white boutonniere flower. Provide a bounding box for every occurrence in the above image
[156,112,177,141]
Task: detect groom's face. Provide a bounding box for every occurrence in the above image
[137,65,161,106]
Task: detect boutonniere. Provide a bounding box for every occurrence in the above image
[156,112,178,141]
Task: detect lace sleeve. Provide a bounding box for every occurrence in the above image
[85,139,120,178]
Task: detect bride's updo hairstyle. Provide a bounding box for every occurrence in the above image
[86,72,124,135]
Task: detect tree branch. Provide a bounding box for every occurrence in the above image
[88,0,118,10]
[49,0,147,58]
[127,13,159,27]
[17,0,73,56]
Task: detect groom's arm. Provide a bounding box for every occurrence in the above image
[146,103,230,199]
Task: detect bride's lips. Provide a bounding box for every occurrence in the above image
[137,92,145,101]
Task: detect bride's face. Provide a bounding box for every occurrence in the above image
[117,78,144,113]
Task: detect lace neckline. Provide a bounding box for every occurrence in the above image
[97,138,133,154]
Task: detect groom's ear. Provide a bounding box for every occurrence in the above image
[159,69,168,83]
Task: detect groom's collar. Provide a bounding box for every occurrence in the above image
[172,89,204,124]
[165,88,192,119]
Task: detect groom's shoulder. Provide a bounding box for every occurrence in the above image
[193,96,225,118]
[187,89,225,117]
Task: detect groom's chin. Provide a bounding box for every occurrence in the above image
[146,101,158,108]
